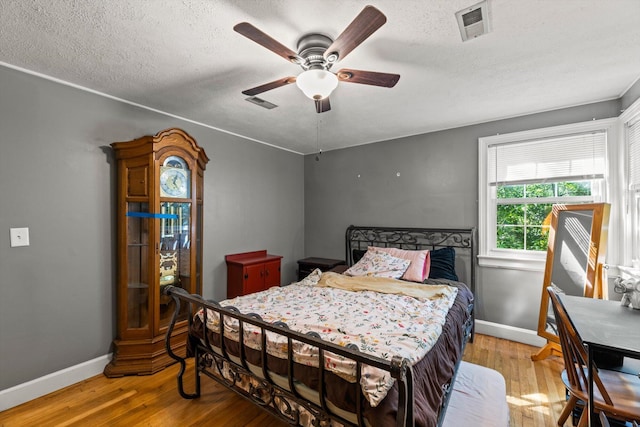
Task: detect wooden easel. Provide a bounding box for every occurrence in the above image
[530,203,610,362]
[531,263,606,361]
[531,341,562,361]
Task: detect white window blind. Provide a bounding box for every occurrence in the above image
[488,131,607,186]
[628,116,640,191]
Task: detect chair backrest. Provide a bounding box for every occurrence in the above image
[546,286,613,405]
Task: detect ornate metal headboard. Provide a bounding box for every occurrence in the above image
[345,225,477,294]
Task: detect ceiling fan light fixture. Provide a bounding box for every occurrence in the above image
[296,69,338,100]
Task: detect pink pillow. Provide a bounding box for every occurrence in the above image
[370,246,431,282]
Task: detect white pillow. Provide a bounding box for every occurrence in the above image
[344,248,411,279]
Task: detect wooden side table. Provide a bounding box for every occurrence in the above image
[297,257,346,281]
[226,250,282,298]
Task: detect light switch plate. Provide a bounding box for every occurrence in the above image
[10,227,30,247]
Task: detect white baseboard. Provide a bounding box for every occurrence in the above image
[0,354,111,412]
[0,322,543,413]
[475,320,547,347]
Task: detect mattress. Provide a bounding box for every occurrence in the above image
[441,361,509,427]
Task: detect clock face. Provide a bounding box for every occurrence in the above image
[160,167,189,198]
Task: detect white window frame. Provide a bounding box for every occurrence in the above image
[478,118,618,271]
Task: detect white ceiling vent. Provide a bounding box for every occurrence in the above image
[455,1,490,42]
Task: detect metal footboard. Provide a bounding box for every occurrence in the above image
[163,285,415,427]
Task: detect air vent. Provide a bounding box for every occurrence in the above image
[455,1,490,42]
[246,96,277,109]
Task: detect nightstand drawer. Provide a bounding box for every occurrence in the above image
[297,257,346,281]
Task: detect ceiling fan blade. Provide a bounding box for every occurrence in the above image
[241,77,297,96]
[234,22,301,63]
[315,97,331,113]
[323,6,387,63]
[336,69,400,87]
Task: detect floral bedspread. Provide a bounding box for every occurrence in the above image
[196,269,458,407]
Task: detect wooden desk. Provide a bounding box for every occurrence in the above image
[557,294,640,426]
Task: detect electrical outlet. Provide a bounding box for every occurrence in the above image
[10,227,30,247]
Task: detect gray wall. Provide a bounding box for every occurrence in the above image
[622,76,640,111]
[0,65,304,390]
[304,100,621,331]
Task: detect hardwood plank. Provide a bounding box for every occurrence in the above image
[0,334,570,426]
[56,390,138,427]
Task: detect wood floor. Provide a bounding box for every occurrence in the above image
[463,334,568,427]
[0,334,570,427]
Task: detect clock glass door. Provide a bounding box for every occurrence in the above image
[196,203,203,295]
[126,202,150,330]
[159,201,191,328]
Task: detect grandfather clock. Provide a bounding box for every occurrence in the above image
[104,128,208,377]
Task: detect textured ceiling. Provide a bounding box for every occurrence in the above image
[1,1,639,154]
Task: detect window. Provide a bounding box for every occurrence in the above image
[479,118,616,270]
[496,181,594,251]
[621,100,640,268]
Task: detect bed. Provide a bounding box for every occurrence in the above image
[163,225,476,427]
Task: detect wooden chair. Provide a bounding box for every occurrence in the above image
[547,286,640,426]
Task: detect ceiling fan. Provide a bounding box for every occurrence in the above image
[234,5,400,113]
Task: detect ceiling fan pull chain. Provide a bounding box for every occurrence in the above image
[315,116,322,161]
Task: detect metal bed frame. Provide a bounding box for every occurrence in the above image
[163,226,476,427]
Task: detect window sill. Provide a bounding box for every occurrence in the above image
[616,265,640,279]
[478,253,546,272]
